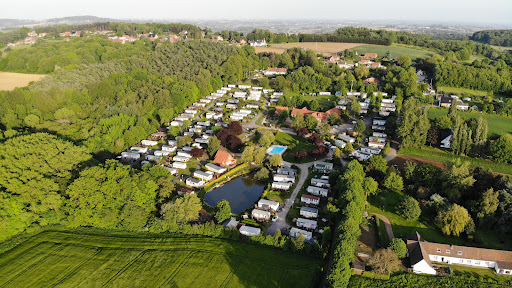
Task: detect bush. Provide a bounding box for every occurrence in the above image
[389,238,407,258]
[397,196,421,221]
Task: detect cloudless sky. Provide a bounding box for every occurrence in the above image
[2,0,511,25]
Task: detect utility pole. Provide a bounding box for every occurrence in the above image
[350,80,354,92]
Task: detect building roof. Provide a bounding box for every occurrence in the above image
[300,206,319,213]
[222,217,239,229]
[214,150,236,167]
[301,194,320,201]
[258,199,280,207]
[239,225,261,235]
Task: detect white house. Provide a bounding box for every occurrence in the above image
[272,182,292,190]
[273,174,295,183]
[154,150,170,157]
[277,167,297,176]
[162,145,177,152]
[251,209,271,221]
[373,132,388,138]
[239,225,261,236]
[177,151,192,158]
[301,194,320,205]
[130,147,148,154]
[193,170,214,181]
[121,152,140,160]
[296,218,318,230]
[289,227,313,241]
[334,140,346,149]
[440,130,453,149]
[170,121,183,127]
[368,142,386,149]
[338,134,355,143]
[145,155,160,162]
[141,140,158,147]
[350,150,372,161]
[172,162,187,169]
[173,155,190,162]
[360,146,381,155]
[186,177,205,188]
[195,137,209,144]
[311,178,330,188]
[257,199,280,211]
[300,207,319,219]
[407,232,512,276]
[205,163,227,174]
[306,186,329,197]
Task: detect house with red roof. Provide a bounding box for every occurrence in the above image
[361,53,378,59]
[214,150,237,168]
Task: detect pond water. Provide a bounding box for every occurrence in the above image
[204,176,265,214]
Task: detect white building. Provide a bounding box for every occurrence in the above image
[239,225,261,236]
[257,199,280,211]
[130,147,148,154]
[273,174,295,183]
[186,177,205,188]
[121,152,140,160]
[306,186,329,197]
[311,178,330,188]
[193,170,214,181]
[162,145,177,152]
[141,140,158,147]
[334,140,346,149]
[251,209,271,221]
[277,167,297,176]
[289,227,313,241]
[301,194,320,205]
[300,207,319,219]
[296,218,318,230]
[172,162,187,169]
[338,134,355,143]
[154,150,170,157]
[173,155,190,162]
[272,182,292,190]
[205,163,227,174]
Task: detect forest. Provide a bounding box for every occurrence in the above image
[471,30,512,47]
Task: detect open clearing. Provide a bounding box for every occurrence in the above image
[353,44,436,59]
[427,107,512,137]
[436,86,490,97]
[254,42,363,55]
[0,231,320,288]
[0,72,46,90]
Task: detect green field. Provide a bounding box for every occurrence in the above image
[0,231,321,288]
[353,44,436,60]
[436,86,490,97]
[427,107,512,137]
[274,131,318,163]
[301,94,337,111]
[399,146,512,175]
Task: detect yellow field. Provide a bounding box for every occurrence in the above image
[0,72,46,91]
[254,42,364,55]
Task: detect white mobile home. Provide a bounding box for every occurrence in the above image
[205,163,227,174]
[239,226,261,236]
[311,178,330,188]
[172,162,187,169]
[306,186,329,197]
[172,155,190,162]
[289,227,313,241]
[300,207,319,219]
[301,194,320,205]
[273,174,295,183]
[277,167,297,176]
[296,218,318,230]
[251,209,271,221]
[161,145,177,152]
[154,150,170,157]
[130,147,148,154]
[186,177,205,188]
[121,152,140,160]
[141,140,158,147]
[272,182,292,190]
[257,199,280,211]
[193,170,214,181]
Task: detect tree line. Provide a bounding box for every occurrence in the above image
[471,30,512,47]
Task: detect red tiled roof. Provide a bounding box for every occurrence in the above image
[214,150,236,167]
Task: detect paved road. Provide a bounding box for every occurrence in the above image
[266,151,332,236]
[371,213,395,240]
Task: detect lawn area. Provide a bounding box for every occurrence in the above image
[301,94,338,111]
[349,272,507,287]
[436,86,490,97]
[398,146,512,175]
[367,189,512,251]
[353,43,436,60]
[274,131,318,163]
[427,107,512,137]
[439,263,512,284]
[0,230,321,288]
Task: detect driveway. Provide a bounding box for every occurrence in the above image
[371,213,395,240]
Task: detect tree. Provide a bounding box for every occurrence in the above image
[448,99,458,119]
[258,130,275,147]
[476,188,499,220]
[269,154,282,167]
[329,112,341,125]
[366,155,388,175]
[227,121,243,135]
[177,136,186,148]
[436,204,471,236]
[215,200,231,224]
[383,172,404,192]
[398,98,430,148]
[442,159,475,202]
[297,127,310,137]
[241,145,255,163]
[334,148,342,160]
[397,196,421,221]
[253,147,267,164]
[292,113,305,130]
[305,115,318,130]
[319,122,331,136]
[488,134,512,163]
[363,177,379,196]
[254,167,270,181]
[354,120,366,134]
[161,193,202,224]
[349,100,361,117]
[397,55,412,67]
[277,109,289,123]
[309,99,319,111]
[355,65,370,79]
[368,248,401,274]
[207,136,221,156]
[389,238,408,258]
[190,147,204,158]
[343,142,354,154]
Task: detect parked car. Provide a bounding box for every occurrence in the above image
[272,215,278,222]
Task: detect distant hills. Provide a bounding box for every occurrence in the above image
[0,16,119,29]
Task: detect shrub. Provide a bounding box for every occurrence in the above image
[397,196,421,221]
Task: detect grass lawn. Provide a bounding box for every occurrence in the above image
[427,107,512,137]
[0,230,321,288]
[436,86,490,97]
[353,43,436,60]
[274,131,318,163]
[367,189,511,251]
[301,94,338,111]
[398,146,512,175]
[440,263,512,283]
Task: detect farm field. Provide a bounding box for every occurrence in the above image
[0,72,46,90]
[254,42,364,55]
[353,44,436,59]
[436,86,490,97]
[427,107,512,137]
[0,230,321,288]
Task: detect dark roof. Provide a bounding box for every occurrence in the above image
[439,129,453,140]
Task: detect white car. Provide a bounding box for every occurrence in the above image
[272,215,278,222]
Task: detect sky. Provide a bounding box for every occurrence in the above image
[2,0,512,25]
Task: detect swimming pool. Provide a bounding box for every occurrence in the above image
[267,145,288,155]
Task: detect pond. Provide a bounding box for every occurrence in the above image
[204,176,266,214]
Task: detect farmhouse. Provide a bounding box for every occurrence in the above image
[407,232,512,276]
[214,150,237,168]
[296,218,318,230]
[239,225,261,236]
[273,174,295,183]
[361,53,378,59]
[300,206,319,219]
[289,227,313,241]
[257,199,280,211]
[251,209,271,221]
[301,194,320,205]
[306,186,329,197]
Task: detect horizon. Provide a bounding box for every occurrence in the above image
[1,0,512,26]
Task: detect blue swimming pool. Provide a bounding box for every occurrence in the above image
[267,145,287,155]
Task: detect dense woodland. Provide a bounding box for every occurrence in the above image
[471,30,512,47]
